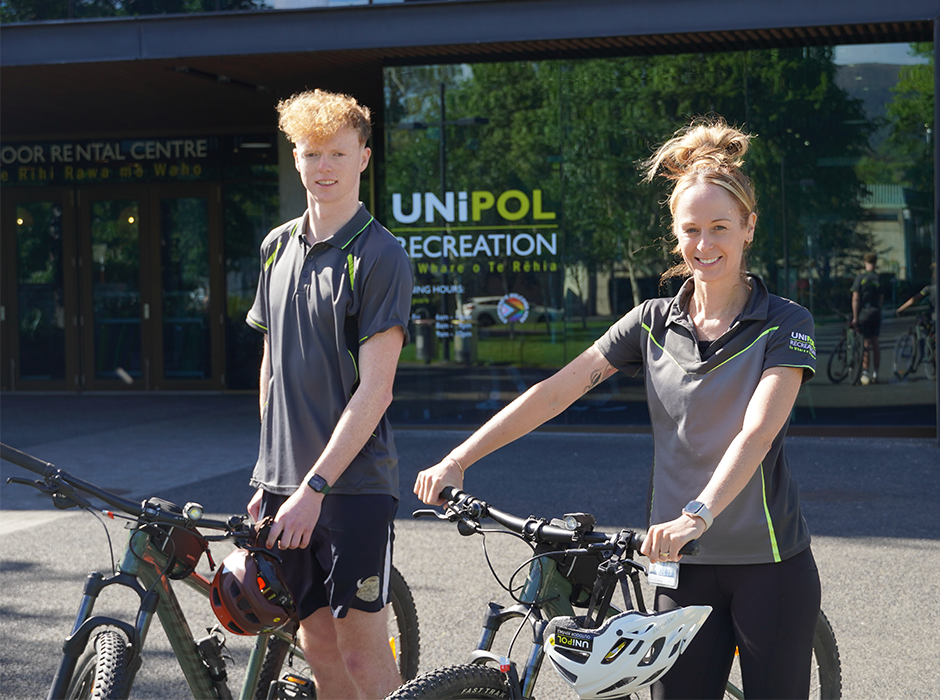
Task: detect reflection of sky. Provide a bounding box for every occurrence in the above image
[834,43,927,65]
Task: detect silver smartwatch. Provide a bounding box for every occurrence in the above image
[682,500,713,530]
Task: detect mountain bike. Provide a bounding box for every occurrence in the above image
[1,442,420,700]
[893,312,937,381]
[827,316,864,385]
[389,488,841,700]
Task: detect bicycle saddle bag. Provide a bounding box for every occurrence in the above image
[146,497,211,579]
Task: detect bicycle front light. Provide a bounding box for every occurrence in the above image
[562,512,596,532]
[184,502,204,521]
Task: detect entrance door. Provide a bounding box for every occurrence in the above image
[78,186,150,389]
[1,183,224,391]
[77,184,224,390]
[149,183,224,390]
[0,188,80,390]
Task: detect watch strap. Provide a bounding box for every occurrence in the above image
[306,473,331,495]
[683,500,713,530]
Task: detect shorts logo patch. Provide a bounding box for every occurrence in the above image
[356,575,381,602]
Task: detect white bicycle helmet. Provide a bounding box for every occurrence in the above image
[544,605,711,699]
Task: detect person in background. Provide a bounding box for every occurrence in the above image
[415,117,821,699]
[896,262,936,319]
[851,252,883,385]
[245,89,413,700]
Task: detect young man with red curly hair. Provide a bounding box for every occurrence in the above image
[246,89,413,699]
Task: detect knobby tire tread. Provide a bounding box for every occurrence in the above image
[253,565,420,700]
[386,664,510,700]
[814,610,842,700]
[66,630,131,700]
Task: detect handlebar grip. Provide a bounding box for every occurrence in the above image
[1,443,56,478]
[440,486,461,503]
[633,531,700,556]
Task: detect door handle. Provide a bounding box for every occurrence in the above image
[143,303,150,320]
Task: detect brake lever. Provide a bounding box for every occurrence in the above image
[6,475,89,510]
[412,508,452,521]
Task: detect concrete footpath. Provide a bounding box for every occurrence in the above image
[1,393,938,699]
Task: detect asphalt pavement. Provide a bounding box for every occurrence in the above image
[1,393,938,699]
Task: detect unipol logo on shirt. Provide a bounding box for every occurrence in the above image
[789,332,816,359]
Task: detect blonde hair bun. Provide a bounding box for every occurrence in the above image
[644,117,751,184]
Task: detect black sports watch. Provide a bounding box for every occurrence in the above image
[306,473,331,495]
[682,500,713,530]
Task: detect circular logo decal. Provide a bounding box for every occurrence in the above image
[497,293,530,324]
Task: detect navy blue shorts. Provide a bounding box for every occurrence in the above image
[258,491,398,620]
[857,306,882,338]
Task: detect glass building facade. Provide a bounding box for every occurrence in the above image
[1,5,936,435]
[377,44,937,430]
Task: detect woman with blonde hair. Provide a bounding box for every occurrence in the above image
[415,117,821,698]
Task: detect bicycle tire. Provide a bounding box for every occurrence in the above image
[386,664,510,700]
[923,339,936,380]
[893,329,919,379]
[846,331,864,386]
[812,609,842,699]
[723,610,841,700]
[65,630,131,700]
[826,337,850,383]
[254,564,420,699]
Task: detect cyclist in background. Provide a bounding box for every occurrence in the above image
[896,262,936,320]
[245,89,413,700]
[851,252,883,385]
[415,118,820,700]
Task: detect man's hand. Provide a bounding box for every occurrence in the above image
[247,487,264,522]
[266,487,323,550]
[414,459,463,506]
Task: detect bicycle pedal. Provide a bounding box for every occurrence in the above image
[269,673,315,699]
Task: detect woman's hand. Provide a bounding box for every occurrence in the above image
[641,514,706,564]
[414,458,464,506]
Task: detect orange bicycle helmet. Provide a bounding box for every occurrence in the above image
[210,547,297,635]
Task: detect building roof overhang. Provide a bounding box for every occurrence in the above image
[1,0,936,140]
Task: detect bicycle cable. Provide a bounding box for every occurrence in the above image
[477,526,535,596]
[83,505,118,575]
[506,598,536,662]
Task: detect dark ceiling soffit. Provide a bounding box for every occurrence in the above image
[2,0,939,67]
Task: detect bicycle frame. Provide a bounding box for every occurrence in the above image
[48,518,294,700]
[468,546,644,699]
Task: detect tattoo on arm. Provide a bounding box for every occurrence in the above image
[583,363,613,395]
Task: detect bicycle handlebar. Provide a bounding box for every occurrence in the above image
[433,486,699,556]
[1,442,243,534]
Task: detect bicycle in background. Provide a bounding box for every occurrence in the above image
[389,488,841,700]
[1,442,420,700]
[827,313,865,385]
[893,312,937,381]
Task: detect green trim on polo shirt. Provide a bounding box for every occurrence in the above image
[708,326,779,373]
[641,322,689,375]
[264,240,283,271]
[341,215,375,250]
[759,464,782,562]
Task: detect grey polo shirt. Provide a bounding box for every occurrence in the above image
[595,275,816,565]
[246,205,413,498]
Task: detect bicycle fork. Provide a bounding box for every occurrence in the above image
[48,570,155,700]
[468,601,547,699]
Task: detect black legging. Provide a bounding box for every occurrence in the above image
[652,547,821,700]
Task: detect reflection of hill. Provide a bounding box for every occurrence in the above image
[835,63,903,147]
